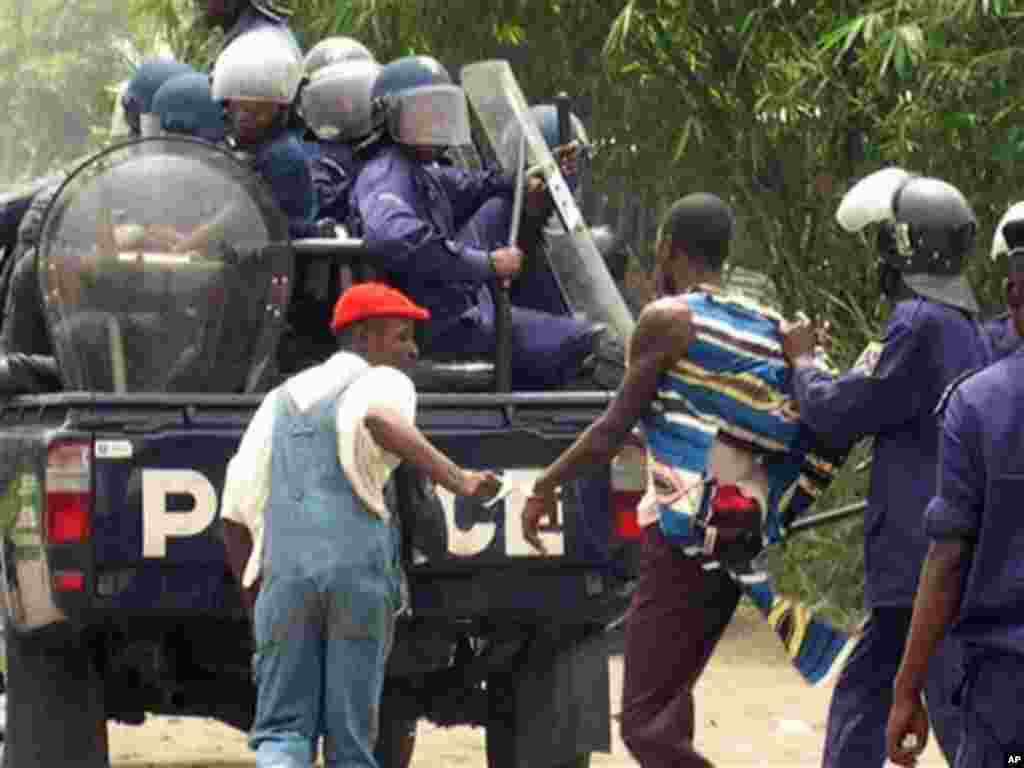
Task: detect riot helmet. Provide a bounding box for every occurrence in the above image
[152,73,226,143]
[122,58,196,137]
[836,168,979,313]
[303,37,374,80]
[991,201,1024,262]
[300,59,382,142]
[370,56,471,148]
[502,103,590,193]
[212,27,302,145]
[528,104,589,153]
[212,27,302,106]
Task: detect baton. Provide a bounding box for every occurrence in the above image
[788,500,867,535]
[494,132,527,394]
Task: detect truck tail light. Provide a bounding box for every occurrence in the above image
[611,431,647,541]
[46,440,92,545]
[53,570,85,592]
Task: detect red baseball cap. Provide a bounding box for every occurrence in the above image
[330,282,430,334]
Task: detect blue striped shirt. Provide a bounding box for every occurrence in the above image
[643,287,848,551]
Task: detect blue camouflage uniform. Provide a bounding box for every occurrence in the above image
[925,348,1024,766]
[305,141,357,225]
[351,143,597,389]
[791,297,990,767]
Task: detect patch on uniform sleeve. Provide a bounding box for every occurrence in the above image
[850,341,883,377]
[934,366,983,417]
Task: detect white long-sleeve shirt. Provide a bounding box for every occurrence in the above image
[220,351,417,587]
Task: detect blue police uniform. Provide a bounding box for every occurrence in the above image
[352,143,597,389]
[249,362,403,768]
[791,297,990,767]
[306,141,357,225]
[925,347,1024,766]
[981,312,1020,362]
[246,129,319,239]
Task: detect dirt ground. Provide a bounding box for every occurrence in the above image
[108,607,949,768]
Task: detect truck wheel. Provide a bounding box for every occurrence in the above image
[3,628,107,767]
[373,714,416,768]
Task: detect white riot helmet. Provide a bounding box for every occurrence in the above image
[212,26,303,106]
[991,202,1024,262]
[303,36,374,79]
[299,59,382,142]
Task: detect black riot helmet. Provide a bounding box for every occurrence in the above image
[875,176,979,313]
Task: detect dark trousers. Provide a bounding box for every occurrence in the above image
[822,606,962,767]
[620,525,741,768]
[954,647,1024,768]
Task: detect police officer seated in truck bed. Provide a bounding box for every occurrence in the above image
[349,55,606,391]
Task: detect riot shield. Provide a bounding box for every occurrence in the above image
[460,60,635,343]
[37,137,293,393]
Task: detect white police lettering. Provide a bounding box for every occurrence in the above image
[435,469,565,558]
[142,469,218,558]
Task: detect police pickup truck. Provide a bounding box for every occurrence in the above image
[0,78,642,768]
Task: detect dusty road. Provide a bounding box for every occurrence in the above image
[108,608,949,767]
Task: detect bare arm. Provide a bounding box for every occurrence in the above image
[220,519,260,614]
[365,406,498,499]
[532,298,694,496]
[894,539,969,696]
[887,539,969,765]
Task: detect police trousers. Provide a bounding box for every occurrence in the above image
[821,606,962,768]
[953,647,1024,767]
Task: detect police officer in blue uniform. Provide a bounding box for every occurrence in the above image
[350,55,604,389]
[151,72,226,143]
[298,38,380,227]
[210,27,319,240]
[781,172,989,768]
[887,219,1024,768]
[120,57,196,138]
[500,103,590,317]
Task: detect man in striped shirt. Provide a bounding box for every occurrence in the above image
[523,193,848,768]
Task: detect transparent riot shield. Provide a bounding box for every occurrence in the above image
[37,137,293,393]
[460,60,635,343]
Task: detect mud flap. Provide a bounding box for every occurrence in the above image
[506,627,610,768]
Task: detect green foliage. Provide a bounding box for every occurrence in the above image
[0,0,150,183]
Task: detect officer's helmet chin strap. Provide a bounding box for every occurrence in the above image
[877,260,904,301]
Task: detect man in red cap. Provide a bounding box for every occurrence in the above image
[221,282,499,768]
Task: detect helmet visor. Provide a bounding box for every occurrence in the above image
[300,61,380,141]
[388,85,471,148]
